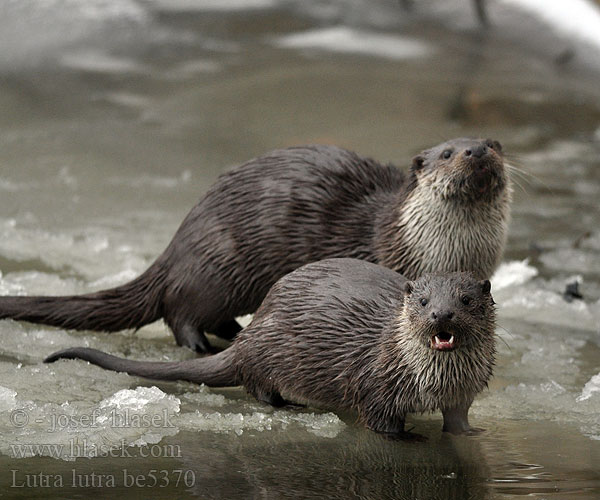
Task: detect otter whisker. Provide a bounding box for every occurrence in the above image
[505,173,528,195]
[505,162,553,193]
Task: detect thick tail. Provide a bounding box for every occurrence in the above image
[0,265,166,332]
[44,347,238,387]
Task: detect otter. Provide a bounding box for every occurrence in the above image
[1,138,510,353]
[45,258,497,437]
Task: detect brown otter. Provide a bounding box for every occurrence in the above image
[45,258,497,437]
[0,138,510,353]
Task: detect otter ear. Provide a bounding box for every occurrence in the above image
[404,282,414,295]
[411,155,425,171]
[480,280,491,294]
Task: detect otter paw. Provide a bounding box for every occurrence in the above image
[464,427,485,436]
[443,426,485,436]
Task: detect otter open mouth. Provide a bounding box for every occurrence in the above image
[472,165,494,193]
[431,332,456,351]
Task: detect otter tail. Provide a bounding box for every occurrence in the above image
[0,266,166,332]
[44,347,237,387]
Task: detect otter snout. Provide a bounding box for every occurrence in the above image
[464,144,488,159]
[461,140,504,197]
[431,310,454,322]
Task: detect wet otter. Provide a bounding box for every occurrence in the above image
[1,138,510,352]
[45,258,497,437]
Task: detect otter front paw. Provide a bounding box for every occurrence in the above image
[442,406,477,435]
[463,426,485,436]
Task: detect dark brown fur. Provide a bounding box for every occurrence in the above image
[2,139,509,352]
[45,258,497,436]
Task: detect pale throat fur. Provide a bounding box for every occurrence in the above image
[386,306,496,414]
[378,174,512,280]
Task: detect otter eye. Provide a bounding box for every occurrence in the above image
[461,296,472,306]
[420,298,428,306]
[442,149,452,159]
[486,139,502,152]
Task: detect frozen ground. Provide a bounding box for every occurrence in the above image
[0,254,598,463]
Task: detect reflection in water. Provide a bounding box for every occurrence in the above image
[176,427,491,499]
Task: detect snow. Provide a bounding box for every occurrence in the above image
[274,27,432,60]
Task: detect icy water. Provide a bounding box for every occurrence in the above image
[1,0,600,498]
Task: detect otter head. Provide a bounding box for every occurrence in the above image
[410,138,507,203]
[401,272,496,353]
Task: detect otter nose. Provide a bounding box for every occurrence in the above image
[464,144,487,159]
[431,310,454,322]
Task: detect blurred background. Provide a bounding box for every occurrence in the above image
[0,1,599,498]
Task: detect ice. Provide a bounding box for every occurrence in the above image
[491,259,538,291]
[0,386,17,412]
[0,217,151,284]
[1,256,598,451]
[474,379,600,441]
[0,0,149,70]
[99,386,180,413]
[61,51,149,74]
[1,244,600,460]
[274,27,432,60]
[0,272,26,296]
[177,409,344,438]
[182,387,227,408]
[1,383,180,461]
[499,0,600,50]
[472,304,600,440]
[177,386,345,438]
[88,269,140,289]
[0,323,344,462]
[94,386,181,448]
[0,366,343,461]
[463,259,600,440]
[1,271,83,297]
[578,373,600,402]
[491,260,600,332]
[146,0,277,11]
[497,286,598,331]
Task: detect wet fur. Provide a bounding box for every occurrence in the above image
[46,258,497,435]
[375,138,511,277]
[2,140,509,352]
